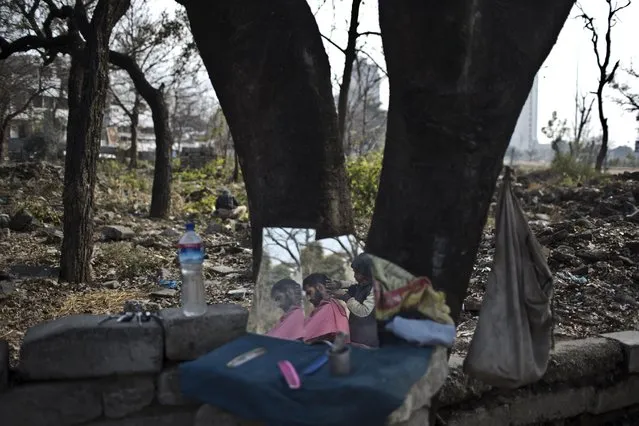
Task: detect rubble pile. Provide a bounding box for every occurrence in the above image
[458,173,639,353]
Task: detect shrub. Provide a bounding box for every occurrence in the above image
[346,153,382,223]
[550,154,598,185]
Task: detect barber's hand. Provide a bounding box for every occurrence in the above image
[336,293,351,302]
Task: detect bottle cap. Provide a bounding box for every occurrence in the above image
[185,223,195,231]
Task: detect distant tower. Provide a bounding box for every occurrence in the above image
[508,75,539,154]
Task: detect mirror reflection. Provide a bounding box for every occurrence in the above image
[249,230,378,348]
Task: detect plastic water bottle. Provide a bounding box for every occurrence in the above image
[178,223,207,316]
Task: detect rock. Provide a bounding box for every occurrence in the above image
[618,255,636,266]
[19,314,163,380]
[8,264,59,278]
[0,381,103,426]
[551,246,582,266]
[0,281,16,300]
[625,240,639,255]
[0,213,9,228]
[151,288,177,298]
[211,265,236,275]
[534,213,551,222]
[0,340,8,392]
[102,225,135,242]
[9,209,36,232]
[571,265,589,276]
[157,366,197,406]
[103,376,155,418]
[161,228,182,239]
[161,304,248,361]
[227,288,252,300]
[102,280,121,289]
[44,228,63,245]
[204,222,225,235]
[571,231,593,242]
[576,249,609,262]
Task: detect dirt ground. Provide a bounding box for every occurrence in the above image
[1,161,638,362]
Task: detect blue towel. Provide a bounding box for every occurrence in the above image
[180,333,433,426]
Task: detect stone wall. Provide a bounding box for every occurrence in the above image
[1,304,638,426]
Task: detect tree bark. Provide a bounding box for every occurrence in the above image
[595,84,608,171]
[232,151,239,183]
[366,0,574,323]
[109,51,173,218]
[0,123,7,162]
[182,0,354,276]
[129,95,139,169]
[336,0,362,149]
[60,0,130,283]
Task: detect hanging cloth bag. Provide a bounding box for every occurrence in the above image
[463,168,554,388]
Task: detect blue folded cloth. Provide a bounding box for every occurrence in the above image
[179,333,433,426]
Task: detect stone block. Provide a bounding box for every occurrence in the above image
[591,376,639,414]
[19,314,163,380]
[86,406,197,426]
[194,404,263,426]
[509,386,595,424]
[0,339,8,392]
[157,366,198,406]
[0,381,103,426]
[103,375,155,418]
[162,304,248,361]
[446,406,510,426]
[601,330,639,373]
[542,338,623,384]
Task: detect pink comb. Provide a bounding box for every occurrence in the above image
[277,360,301,389]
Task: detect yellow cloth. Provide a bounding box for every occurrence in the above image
[368,254,454,325]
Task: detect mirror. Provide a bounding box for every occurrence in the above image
[248,229,377,347]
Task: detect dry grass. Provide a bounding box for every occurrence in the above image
[55,289,147,316]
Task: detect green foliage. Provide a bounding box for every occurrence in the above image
[175,158,247,215]
[345,152,382,223]
[15,198,60,225]
[550,154,598,185]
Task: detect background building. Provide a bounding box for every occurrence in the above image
[508,74,540,156]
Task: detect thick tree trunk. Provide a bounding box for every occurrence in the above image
[336,0,362,149]
[109,51,173,218]
[182,0,354,276]
[129,96,139,169]
[60,0,130,283]
[366,0,574,323]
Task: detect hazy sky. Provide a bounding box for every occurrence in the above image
[157,0,639,148]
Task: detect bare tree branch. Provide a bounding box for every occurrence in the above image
[320,33,345,53]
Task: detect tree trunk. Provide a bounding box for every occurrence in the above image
[109,51,173,218]
[183,0,354,277]
[232,151,240,182]
[60,0,130,284]
[336,0,362,148]
[129,96,140,169]
[595,86,608,172]
[0,122,7,162]
[366,0,574,324]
